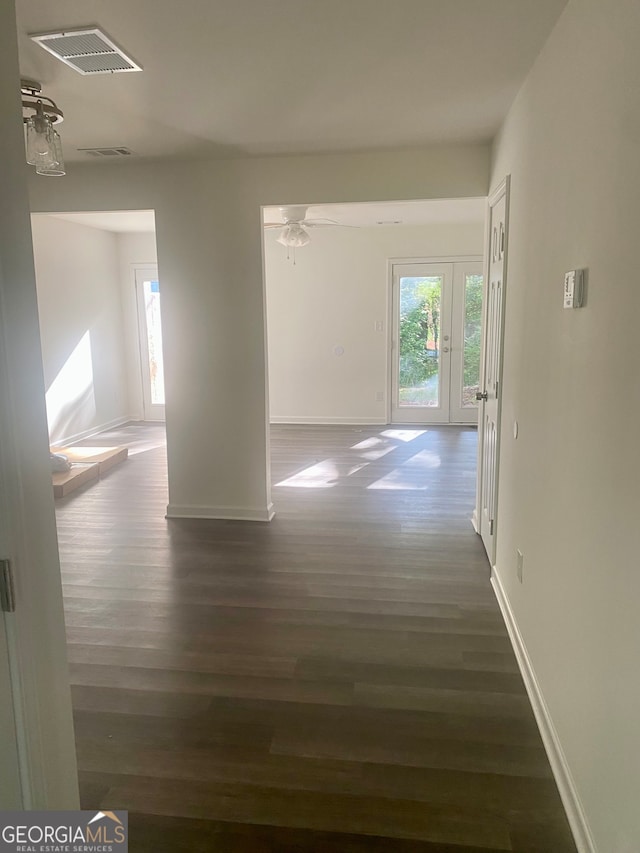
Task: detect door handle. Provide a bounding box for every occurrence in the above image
[475,391,488,401]
[442,346,450,353]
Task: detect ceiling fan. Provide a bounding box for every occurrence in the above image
[264,205,351,260]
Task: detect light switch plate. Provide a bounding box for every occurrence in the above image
[563,269,584,308]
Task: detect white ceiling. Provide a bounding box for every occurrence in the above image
[263,198,486,228]
[45,210,156,232]
[15,0,567,163]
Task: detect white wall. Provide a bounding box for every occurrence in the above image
[31,216,130,444]
[28,145,490,519]
[116,231,158,420]
[265,222,484,422]
[491,1,640,850]
[0,0,78,808]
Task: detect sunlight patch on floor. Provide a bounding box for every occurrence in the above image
[351,436,398,460]
[276,459,340,488]
[276,458,371,489]
[367,449,441,490]
[380,429,427,442]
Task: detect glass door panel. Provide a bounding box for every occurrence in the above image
[398,275,442,409]
[135,267,165,421]
[448,262,483,425]
[463,273,483,407]
[143,280,165,406]
[391,263,453,424]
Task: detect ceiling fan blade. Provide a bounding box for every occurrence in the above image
[264,222,286,227]
[303,217,339,226]
[303,220,361,228]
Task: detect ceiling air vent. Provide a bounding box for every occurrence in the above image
[78,147,135,158]
[29,28,142,75]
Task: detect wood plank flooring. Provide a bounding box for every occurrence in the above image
[55,423,576,852]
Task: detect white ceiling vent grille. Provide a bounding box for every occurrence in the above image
[78,147,135,157]
[29,28,142,75]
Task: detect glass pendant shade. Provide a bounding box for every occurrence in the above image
[21,83,66,177]
[277,223,311,248]
[26,113,57,168]
[24,117,39,165]
[36,129,65,176]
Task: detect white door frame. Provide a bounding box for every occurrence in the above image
[473,177,510,565]
[386,255,483,425]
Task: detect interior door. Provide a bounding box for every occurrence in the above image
[391,263,454,424]
[477,182,509,562]
[135,267,166,421]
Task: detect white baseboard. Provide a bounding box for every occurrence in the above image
[166,502,275,522]
[491,568,597,853]
[471,508,479,533]
[270,416,387,425]
[50,416,132,448]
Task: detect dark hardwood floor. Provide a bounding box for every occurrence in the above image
[55,423,576,852]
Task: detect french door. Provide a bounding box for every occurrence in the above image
[390,260,483,424]
[135,267,166,421]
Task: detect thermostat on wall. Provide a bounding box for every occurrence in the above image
[563,269,584,308]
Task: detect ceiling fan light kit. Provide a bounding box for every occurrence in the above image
[276,222,311,248]
[265,205,352,262]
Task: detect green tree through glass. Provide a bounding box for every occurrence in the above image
[399,277,441,405]
[463,274,483,405]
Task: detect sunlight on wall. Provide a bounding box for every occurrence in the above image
[45,331,96,444]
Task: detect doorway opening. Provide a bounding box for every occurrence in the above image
[261,196,490,531]
[262,197,487,430]
[30,209,163,446]
[29,209,167,511]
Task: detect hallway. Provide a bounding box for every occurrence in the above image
[55,423,576,852]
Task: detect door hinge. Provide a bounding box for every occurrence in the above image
[0,559,16,612]
[489,519,494,535]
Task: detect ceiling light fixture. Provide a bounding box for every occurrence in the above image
[21,78,65,176]
[276,222,311,249]
[275,221,311,265]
